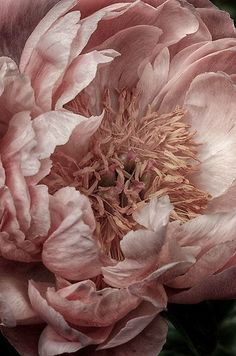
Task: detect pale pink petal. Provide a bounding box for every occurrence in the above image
[184,72,236,197]
[32,110,103,163]
[158,44,236,113]
[0,0,60,62]
[176,209,236,250]
[46,279,140,327]
[197,7,236,39]
[169,266,236,303]
[103,230,164,288]
[169,38,236,81]
[39,326,82,356]
[86,0,198,50]
[42,187,107,281]
[206,181,236,213]
[128,281,167,309]
[55,49,119,109]
[97,25,163,91]
[107,316,168,356]
[0,58,35,136]
[1,112,39,177]
[28,280,89,343]
[152,0,199,45]
[168,240,236,288]
[0,259,50,326]
[71,2,139,58]
[27,185,50,238]
[136,48,170,116]
[20,0,77,71]
[24,10,81,111]
[133,196,173,232]
[97,302,160,350]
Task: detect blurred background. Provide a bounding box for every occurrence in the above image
[1,1,236,356]
[213,0,236,20]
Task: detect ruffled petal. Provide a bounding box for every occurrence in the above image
[184,72,236,197]
[46,279,140,327]
[169,266,236,303]
[0,0,60,62]
[38,326,82,356]
[105,316,168,356]
[0,58,35,136]
[42,187,108,281]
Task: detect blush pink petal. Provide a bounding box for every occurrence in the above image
[133,196,173,232]
[103,197,194,288]
[55,49,120,110]
[28,280,91,343]
[46,279,140,327]
[97,25,163,92]
[23,10,81,112]
[19,0,78,72]
[136,47,170,116]
[0,0,60,63]
[0,258,53,326]
[196,7,236,39]
[168,240,236,288]
[206,182,236,213]
[176,209,236,249]
[157,44,236,112]
[0,58,35,136]
[169,266,236,304]
[97,302,162,350]
[184,72,236,198]
[38,326,83,356]
[104,316,168,356]
[42,187,108,281]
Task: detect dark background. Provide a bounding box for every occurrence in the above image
[1,0,236,355]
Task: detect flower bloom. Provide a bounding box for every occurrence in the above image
[1,0,236,355]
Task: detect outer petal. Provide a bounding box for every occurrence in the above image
[46,280,140,327]
[38,326,82,356]
[184,72,236,198]
[42,187,108,281]
[20,0,77,71]
[168,240,236,288]
[97,302,160,350]
[158,44,236,112]
[107,316,168,356]
[197,7,236,40]
[169,266,236,303]
[23,10,81,111]
[0,58,35,136]
[0,258,51,326]
[0,0,60,62]
[28,280,91,343]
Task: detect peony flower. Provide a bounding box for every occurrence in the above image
[1,0,236,355]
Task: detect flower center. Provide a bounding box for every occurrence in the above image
[44,89,210,260]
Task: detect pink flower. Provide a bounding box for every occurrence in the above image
[1,0,236,355]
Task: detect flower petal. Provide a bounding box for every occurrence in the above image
[169,266,236,303]
[46,279,140,327]
[184,72,236,197]
[38,326,82,356]
[42,187,106,281]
